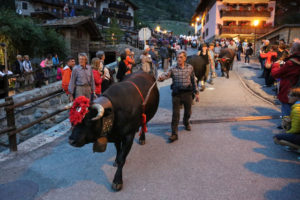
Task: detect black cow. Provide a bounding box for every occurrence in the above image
[218,48,235,79]
[68,72,159,191]
[187,55,207,90]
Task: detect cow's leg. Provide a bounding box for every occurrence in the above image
[112,134,134,191]
[113,141,121,167]
[139,131,146,145]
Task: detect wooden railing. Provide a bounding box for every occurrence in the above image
[0,89,65,152]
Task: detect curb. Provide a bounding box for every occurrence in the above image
[236,71,277,106]
[0,119,71,163]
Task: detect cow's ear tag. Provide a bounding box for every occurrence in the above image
[93,137,108,153]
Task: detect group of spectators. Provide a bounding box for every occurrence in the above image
[259,39,300,150]
[62,48,136,102]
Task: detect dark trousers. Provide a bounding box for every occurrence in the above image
[171,91,193,134]
[245,55,250,63]
[264,68,274,86]
[274,133,300,146]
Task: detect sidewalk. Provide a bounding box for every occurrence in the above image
[235,57,279,105]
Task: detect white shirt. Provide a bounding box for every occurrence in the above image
[23,60,32,72]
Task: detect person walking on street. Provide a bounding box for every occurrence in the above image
[214,42,221,70]
[208,43,217,82]
[140,47,152,73]
[23,55,34,87]
[68,53,95,101]
[198,43,210,90]
[149,46,158,77]
[237,42,243,61]
[158,50,200,142]
[245,43,253,64]
[62,57,75,94]
[159,45,169,72]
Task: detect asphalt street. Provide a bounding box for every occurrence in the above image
[0,52,300,200]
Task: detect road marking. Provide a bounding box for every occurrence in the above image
[149,115,281,126]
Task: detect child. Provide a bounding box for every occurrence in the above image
[274,87,300,149]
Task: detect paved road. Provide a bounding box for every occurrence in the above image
[1,53,300,200]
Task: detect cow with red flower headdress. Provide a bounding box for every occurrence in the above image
[66,71,159,191]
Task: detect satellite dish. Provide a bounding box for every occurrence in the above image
[17,9,22,15]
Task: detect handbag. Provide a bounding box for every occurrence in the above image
[40,60,46,68]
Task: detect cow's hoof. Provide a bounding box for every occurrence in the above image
[139,139,146,145]
[112,183,123,191]
[226,76,229,79]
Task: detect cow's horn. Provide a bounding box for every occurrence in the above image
[64,102,73,110]
[91,104,105,121]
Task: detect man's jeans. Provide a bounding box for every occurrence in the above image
[171,91,193,134]
[281,102,292,117]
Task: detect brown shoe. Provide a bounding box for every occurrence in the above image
[169,134,178,143]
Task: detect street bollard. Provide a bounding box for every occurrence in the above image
[5,97,17,152]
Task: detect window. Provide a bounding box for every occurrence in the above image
[203,32,205,39]
[22,2,28,10]
[206,13,209,22]
[206,28,208,36]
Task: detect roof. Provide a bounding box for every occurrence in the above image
[257,24,300,40]
[42,16,102,40]
[191,0,216,22]
[125,0,138,10]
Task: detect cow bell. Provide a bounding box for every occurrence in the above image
[93,137,108,153]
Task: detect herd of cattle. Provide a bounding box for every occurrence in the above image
[67,48,235,191]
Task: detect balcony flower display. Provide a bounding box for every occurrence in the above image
[240,6,244,11]
[268,7,274,12]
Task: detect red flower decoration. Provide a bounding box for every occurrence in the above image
[69,96,90,126]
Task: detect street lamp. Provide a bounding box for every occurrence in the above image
[253,20,259,53]
[0,43,8,74]
[156,26,160,32]
[195,17,200,35]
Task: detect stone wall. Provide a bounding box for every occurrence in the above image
[0,81,69,151]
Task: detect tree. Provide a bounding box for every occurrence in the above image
[103,18,124,45]
[0,0,15,11]
[0,9,68,65]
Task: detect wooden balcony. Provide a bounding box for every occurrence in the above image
[102,10,115,18]
[109,2,128,11]
[116,13,133,20]
[31,0,64,6]
[221,26,274,35]
[221,10,271,18]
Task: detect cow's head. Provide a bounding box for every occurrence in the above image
[218,57,231,70]
[67,97,113,152]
